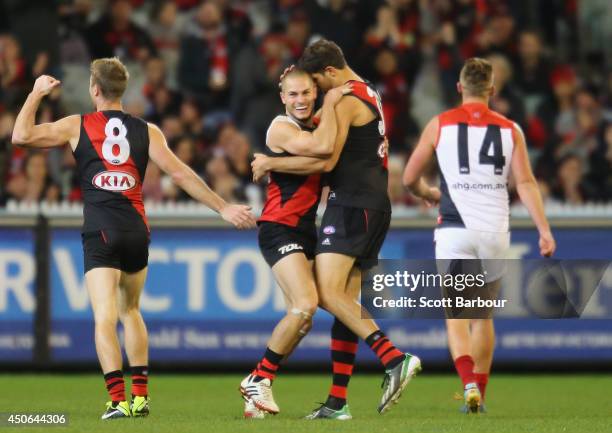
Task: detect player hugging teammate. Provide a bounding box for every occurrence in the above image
[245,39,422,420]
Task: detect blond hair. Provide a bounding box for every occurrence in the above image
[90,57,129,100]
[459,58,493,97]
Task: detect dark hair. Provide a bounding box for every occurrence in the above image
[298,39,346,74]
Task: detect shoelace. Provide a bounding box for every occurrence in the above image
[380,373,390,390]
[307,402,327,416]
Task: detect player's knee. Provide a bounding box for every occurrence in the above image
[290,302,315,331]
[118,304,140,321]
[94,312,118,329]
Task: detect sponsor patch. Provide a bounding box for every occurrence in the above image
[92,171,137,192]
[278,243,304,255]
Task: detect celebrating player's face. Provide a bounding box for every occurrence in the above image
[311,72,334,92]
[281,75,316,121]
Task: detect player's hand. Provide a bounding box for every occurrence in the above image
[220,203,257,229]
[278,64,296,88]
[251,153,270,183]
[324,83,353,106]
[539,230,556,257]
[423,187,441,207]
[32,75,61,97]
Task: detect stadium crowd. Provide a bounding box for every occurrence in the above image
[0,0,611,208]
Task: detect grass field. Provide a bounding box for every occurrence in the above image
[1,373,611,433]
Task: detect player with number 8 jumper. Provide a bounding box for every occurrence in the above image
[11,57,257,420]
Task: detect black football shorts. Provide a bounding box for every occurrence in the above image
[315,205,391,269]
[258,221,317,267]
[82,229,150,273]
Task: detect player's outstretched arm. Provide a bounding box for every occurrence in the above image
[402,116,440,206]
[273,83,352,157]
[12,75,80,149]
[148,123,256,229]
[511,123,556,257]
[252,97,354,181]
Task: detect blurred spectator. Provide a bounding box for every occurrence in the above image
[221,130,253,185]
[6,152,59,203]
[531,65,577,149]
[178,1,230,110]
[204,150,246,203]
[362,3,423,87]
[371,48,413,152]
[142,56,181,123]
[588,122,612,200]
[230,33,289,149]
[475,12,516,57]
[487,53,527,131]
[513,31,552,105]
[148,0,182,88]
[308,0,363,64]
[551,153,599,204]
[85,0,157,62]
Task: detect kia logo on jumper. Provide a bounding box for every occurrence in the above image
[93,171,136,192]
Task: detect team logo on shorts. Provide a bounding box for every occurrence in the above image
[278,243,303,255]
[323,225,336,235]
[328,191,336,200]
[321,238,331,246]
[93,171,137,192]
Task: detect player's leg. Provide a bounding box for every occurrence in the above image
[86,267,131,419]
[469,232,510,408]
[307,266,360,420]
[437,228,482,413]
[470,318,494,403]
[118,267,149,417]
[316,253,419,414]
[241,252,318,414]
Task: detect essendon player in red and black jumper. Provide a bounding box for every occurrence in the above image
[77,110,151,273]
[12,58,255,420]
[251,40,421,418]
[257,118,321,266]
[240,68,350,417]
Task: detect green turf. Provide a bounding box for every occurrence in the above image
[1,373,611,433]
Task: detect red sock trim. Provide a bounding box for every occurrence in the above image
[331,339,358,353]
[332,361,354,375]
[380,348,404,366]
[261,357,279,371]
[329,384,347,399]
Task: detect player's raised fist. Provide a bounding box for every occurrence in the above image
[539,231,556,257]
[220,203,257,229]
[32,75,61,97]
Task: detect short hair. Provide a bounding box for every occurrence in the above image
[280,67,313,91]
[459,57,493,97]
[298,39,346,74]
[90,57,129,100]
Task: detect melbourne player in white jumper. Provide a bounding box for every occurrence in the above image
[402,58,556,413]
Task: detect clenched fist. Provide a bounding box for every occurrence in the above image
[32,75,61,97]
